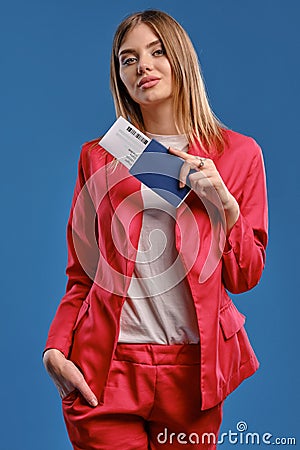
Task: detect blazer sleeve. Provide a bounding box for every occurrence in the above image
[222,141,268,293]
[44,145,99,357]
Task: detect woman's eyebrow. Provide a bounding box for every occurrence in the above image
[118,39,162,57]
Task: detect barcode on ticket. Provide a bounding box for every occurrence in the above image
[126,126,149,145]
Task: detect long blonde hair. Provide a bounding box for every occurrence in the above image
[110,9,226,155]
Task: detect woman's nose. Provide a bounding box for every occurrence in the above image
[137,57,153,74]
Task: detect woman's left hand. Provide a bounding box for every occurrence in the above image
[168,147,240,233]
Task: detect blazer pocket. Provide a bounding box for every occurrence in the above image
[73,300,90,331]
[219,300,246,340]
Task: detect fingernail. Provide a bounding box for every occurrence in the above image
[179,182,185,189]
[91,398,98,407]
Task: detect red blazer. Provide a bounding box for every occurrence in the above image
[45,128,268,410]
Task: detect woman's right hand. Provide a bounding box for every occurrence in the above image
[43,349,98,407]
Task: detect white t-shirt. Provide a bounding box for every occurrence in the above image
[118,133,200,344]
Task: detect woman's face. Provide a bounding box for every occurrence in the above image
[118,23,173,109]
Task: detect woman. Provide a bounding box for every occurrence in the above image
[43,9,268,450]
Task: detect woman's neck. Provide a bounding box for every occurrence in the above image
[140,102,179,135]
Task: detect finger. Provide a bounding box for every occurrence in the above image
[75,376,98,407]
[178,160,194,188]
[189,173,208,194]
[168,147,196,165]
[168,147,204,165]
[169,147,209,171]
[189,171,208,183]
[168,147,191,188]
[168,146,188,158]
[54,357,98,407]
[168,147,205,188]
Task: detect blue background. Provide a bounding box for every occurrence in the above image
[1,0,299,448]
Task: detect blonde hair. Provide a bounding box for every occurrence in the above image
[110,9,226,155]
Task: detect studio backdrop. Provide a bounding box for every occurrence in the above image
[0,1,299,449]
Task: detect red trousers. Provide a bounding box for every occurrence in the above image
[62,344,223,449]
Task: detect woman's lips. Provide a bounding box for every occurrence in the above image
[138,77,160,89]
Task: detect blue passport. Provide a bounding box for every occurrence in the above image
[99,117,194,208]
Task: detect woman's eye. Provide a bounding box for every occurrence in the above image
[153,48,165,56]
[121,57,137,66]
